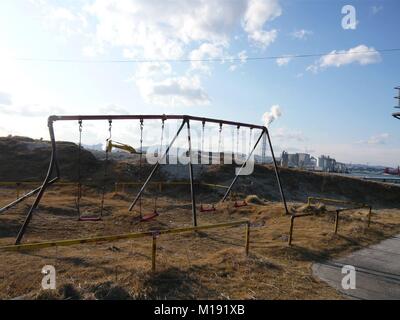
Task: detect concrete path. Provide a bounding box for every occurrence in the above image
[312,235,400,300]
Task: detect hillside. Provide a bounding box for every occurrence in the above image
[0,136,399,208]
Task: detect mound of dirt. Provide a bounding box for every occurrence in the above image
[198,164,400,208]
[245,195,265,205]
[0,136,99,181]
[1,136,400,208]
[91,281,132,300]
[291,203,327,215]
[35,283,81,300]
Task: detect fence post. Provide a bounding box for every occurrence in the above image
[367,206,372,227]
[334,210,340,234]
[151,234,157,272]
[245,222,250,256]
[288,216,295,246]
[16,183,21,200]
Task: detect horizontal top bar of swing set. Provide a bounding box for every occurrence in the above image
[48,114,266,130]
[0,220,249,252]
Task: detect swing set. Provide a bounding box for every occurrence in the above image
[0,114,288,245]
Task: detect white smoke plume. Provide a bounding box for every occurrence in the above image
[262,105,282,127]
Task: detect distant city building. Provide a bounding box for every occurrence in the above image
[280,151,314,169]
[280,151,347,173]
[317,155,336,172]
[281,151,289,167]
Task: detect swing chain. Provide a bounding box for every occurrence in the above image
[201,120,205,153]
[218,122,223,155]
[159,118,165,161]
[139,119,144,218]
[236,125,240,160]
[100,120,112,217]
[248,128,253,154]
[76,120,83,210]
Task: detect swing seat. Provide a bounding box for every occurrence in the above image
[200,204,216,212]
[79,215,102,222]
[234,200,247,208]
[140,211,159,222]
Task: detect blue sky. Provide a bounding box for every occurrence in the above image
[0,0,399,166]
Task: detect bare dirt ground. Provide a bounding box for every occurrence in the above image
[0,185,399,300]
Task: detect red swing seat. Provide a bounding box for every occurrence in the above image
[79,215,102,221]
[234,200,247,208]
[200,204,216,212]
[140,210,159,222]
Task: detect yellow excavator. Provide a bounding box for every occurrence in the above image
[106,140,142,154]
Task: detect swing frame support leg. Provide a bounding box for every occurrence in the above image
[220,128,288,215]
[265,130,289,215]
[220,129,264,202]
[15,119,60,245]
[186,119,197,227]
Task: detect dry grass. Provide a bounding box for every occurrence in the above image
[0,186,399,300]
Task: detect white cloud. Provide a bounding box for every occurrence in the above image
[229,65,238,72]
[0,103,65,117]
[243,0,281,48]
[135,62,172,78]
[358,133,390,145]
[133,62,211,106]
[238,50,248,63]
[40,6,88,38]
[0,91,12,106]
[291,29,313,40]
[371,5,383,15]
[307,45,381,73]
[189,43,226,74]
[99,105,131,115]
[229,50,248,72]
[276,55,292,66]
[28,0,286,107]
[136,75,210,107]
[83,0,248,59]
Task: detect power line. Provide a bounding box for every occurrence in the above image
[11,48,400,64]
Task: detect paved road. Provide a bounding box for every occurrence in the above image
[312,235,400,300]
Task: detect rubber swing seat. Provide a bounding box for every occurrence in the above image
[78,215,102,222]
[200,204,216,212]
[234,201,247,208]
[140,211,159,222]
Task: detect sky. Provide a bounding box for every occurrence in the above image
[0,0,399,166]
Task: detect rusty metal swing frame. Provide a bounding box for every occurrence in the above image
[8,114,288,245]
